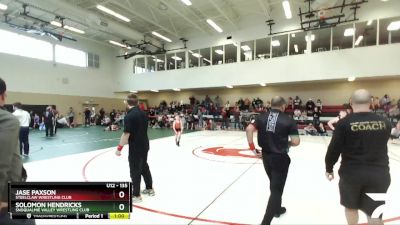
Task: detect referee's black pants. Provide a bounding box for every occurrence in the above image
[128,150,153,197]
[261,153,291,225]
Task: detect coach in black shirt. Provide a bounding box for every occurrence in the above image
[115,94,154,203]
[246,96,300,225]
[325,89,391,225]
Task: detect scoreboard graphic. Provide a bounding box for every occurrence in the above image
[8,182,131,219]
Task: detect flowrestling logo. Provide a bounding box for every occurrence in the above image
[192,146,261,164]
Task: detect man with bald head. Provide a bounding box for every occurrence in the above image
[325,89,392,225]
[247,96,300,225]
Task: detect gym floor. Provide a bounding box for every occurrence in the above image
[24,129,400,225]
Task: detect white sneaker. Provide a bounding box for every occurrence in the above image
[132,196,142,203]
[141,189,155,196]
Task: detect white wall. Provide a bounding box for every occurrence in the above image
[0,25,119,98]
[115,43,400,92]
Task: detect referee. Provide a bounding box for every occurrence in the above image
[115,94,154,203]
[246,96,300,225]
[325,89,391,225]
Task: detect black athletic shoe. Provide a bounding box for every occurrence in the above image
[177,141,180,147]
[274,207,286,218]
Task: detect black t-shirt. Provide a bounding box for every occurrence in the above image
[43,111,54,124]
[306,101,315,110]
[124,107,149,152]
[253,109,299,154]
[294,99,302,106]
[313,111,321,120]
[325,112,391,173]
[84,109,91,118]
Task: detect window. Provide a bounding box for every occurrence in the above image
[0,29,52,61]
[55,45,87,67]
[240,40,254,62]
[289,32,307,55]
[355,20,377,48]
[166,53,175,70]
[200,48,211,66]
[224,44,237,64]
[176,51,186,69]
[134,57,145,74]
[212,45,223,65]
[255,38,270,60]
[379,17,400,45]
[155,54,165,71]
[272,34,288,58]
[189,50,200,68]
[311,28,331,53]
[146,56,155,72]
[332,24,353,50]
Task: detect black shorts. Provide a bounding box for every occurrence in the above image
[339,167,390,216]
[175,128,181,132]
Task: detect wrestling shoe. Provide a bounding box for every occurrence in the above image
[141,189,155,197]
[274,207,286,218]
[132,196,143,203]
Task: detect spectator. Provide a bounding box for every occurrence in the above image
[225,101,230,110]
[293,96,302,110]
[380,94,391,114]
[312,107,321,127]
[29,111,34,128]
[33,113,40,129]
[68,107,75,127]
[110,109,116,123]
[233,107,241,130]
[43,106,54,137]
[0,78,35,225]
[84,107,91,127]
[51,105,59,135]
[12,102,31,156]
[306,98,316,116]
[316,99,323,111]
[287,97,294,110]
[373,97,380,111]
[244,98,251,111]
[98,108,105,125]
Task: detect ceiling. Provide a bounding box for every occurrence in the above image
[0,0,396,48]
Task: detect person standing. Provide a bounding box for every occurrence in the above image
[68,107,75,127]
[0,78,35,225]
[325,89,392,225]
[84,107,91,127]
[173,115,183,147]
[246,96,300,225]
[12,102,31,156]
[115,94,154,203]
[51,105,59,135]
[43,106,54,137]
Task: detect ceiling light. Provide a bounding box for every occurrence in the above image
[206,19,223,33]
[348,76,356,82]
[282,0,292,19]
[260,83,267,87]
[0,3,7,10]
[96,5,130,22]
[271,40,280,47]
[109,40,130,49]
[203,58,211,63]
[150,89,159,93]
[180,0,192,6]
[367,20,373,26]
[241,45,251,51]
[387,21,400,31]
[192,53,202,58]
[50,21,62,27]
[173,88,181,91]
[291,33,296,38]
[344,28,355,37]
[355,35,364,46]
[188,50,194,54]
[151,31,172,42]
[294,44,299,53]
[171,56,182,61]
[64,25,85,34]
[129,90,138,93]
[226,85,233,89]
[215,49,224,55]
[305,34,315,42]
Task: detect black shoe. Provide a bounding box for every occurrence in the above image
[177,141,180,147]
[274,207,286,218]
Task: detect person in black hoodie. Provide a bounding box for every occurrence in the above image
[325,89,391,225]
[43,106,54,137]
